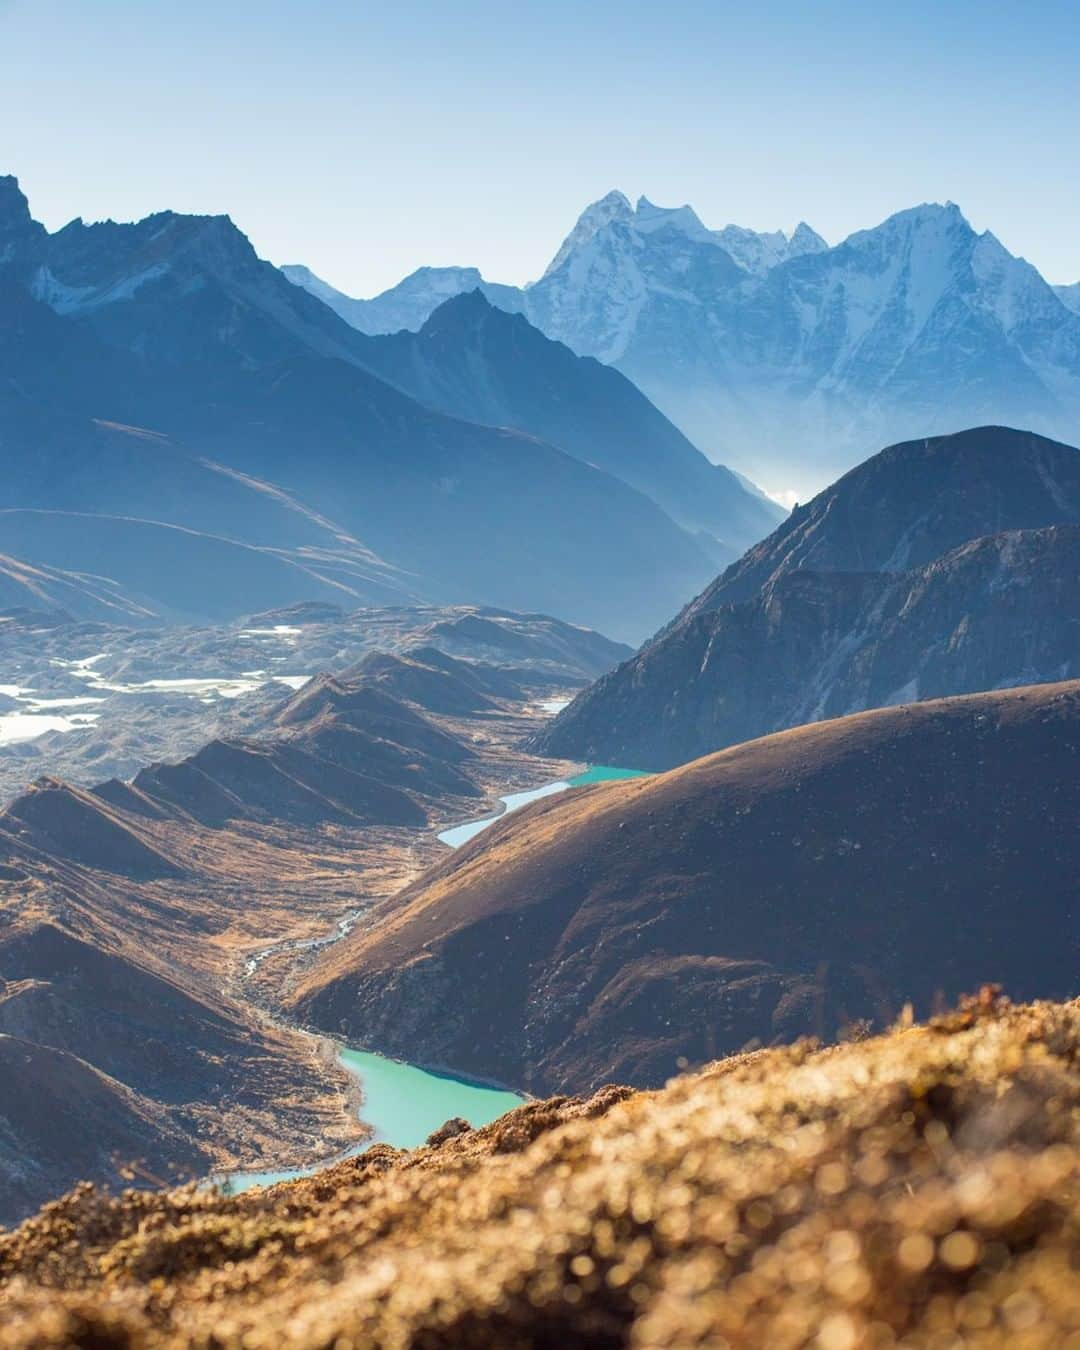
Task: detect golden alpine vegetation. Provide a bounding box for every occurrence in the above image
[0,994,1076,1348]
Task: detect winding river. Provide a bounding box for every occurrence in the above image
[222,761,648,1194]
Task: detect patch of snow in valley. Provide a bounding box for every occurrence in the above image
[537,697,571,715]
[240,625,303,641]
[53,654,311,702]
[0,652,312,747]
[274,675,312,691]
[24,696,105,710]
[0,710,101,745]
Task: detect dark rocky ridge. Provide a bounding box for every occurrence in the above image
[0,779,185,879]
[537,524,1080,769]
[536,427,1080,768]
[297,681,1080,1095]
[104,657,492,832]
[683,426,1080,617]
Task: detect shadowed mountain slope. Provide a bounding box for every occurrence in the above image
[682,426,1080,618]
[537,524,1080,769]
[0,779,184,879]
[537,427,1080,768]
[0,924,273,1105]
[344,649,509,716]
[0,1033,211,1228]
[297,682,1079,1095]
[351,290,782,550]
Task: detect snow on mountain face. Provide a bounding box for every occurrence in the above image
[525,197,750,366]
[541,189,634,278]
[30,261,172,315]
[524,199,1080,498]
[632,196,716,243]
[1055,282,1080,315]
[5,205,369,371]
[712,220,827,273]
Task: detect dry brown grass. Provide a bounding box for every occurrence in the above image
[0,995,1076,1347]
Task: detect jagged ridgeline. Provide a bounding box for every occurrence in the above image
[286,191,1080,499]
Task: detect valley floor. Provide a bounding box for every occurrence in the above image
[0,683,590,1221]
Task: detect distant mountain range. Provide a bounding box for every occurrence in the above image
[536,427,1080,769]
[281,263,528,334]
[0,175,781,642]
[287,193,1080,500]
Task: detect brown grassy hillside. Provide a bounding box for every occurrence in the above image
[0,997,1076,1347]
[295,681,1079,1094]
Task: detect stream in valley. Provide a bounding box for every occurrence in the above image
[222,761,648,1194]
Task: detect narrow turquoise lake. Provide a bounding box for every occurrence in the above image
[437,764,649,848]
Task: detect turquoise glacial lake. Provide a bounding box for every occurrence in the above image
[222,1049,524,1195]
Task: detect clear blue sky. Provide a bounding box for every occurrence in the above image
[2,0,1078,296]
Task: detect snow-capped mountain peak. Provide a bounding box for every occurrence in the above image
[841,200,971,255]
[541,190,634,277]
[543,189,830,282]
[790,221,828,253]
